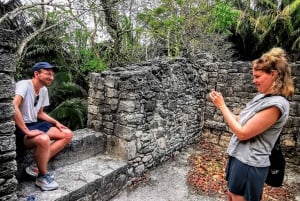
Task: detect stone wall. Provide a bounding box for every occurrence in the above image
[1,38,298,198]
[88,58,207,176]
[88,56,299,176]
[0,29,18,200]
[202,61,300,149]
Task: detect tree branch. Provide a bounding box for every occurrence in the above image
[0,0,55,25]
[16,0,48,61]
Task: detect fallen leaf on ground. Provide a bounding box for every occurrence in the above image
[187,139,298,201]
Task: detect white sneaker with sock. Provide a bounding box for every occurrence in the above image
[35,173,59,191]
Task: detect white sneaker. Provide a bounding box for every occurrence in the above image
[35,173,59,191]
[25,164,39,177]
[26,164,54,179]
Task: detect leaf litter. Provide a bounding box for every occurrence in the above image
[187,139,299,201]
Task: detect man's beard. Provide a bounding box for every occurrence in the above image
[40,79,52,87]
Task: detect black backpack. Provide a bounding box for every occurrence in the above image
[265,136,285,187]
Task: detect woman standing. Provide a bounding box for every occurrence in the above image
[209,48,294,201]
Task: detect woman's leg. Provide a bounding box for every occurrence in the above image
[228,191,246,201]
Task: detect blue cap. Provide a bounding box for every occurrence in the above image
[31,62,59,72]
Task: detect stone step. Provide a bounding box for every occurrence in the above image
[16,128,107,180]
[17,155,129,201]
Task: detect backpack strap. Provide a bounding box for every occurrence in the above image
[273,133,281,151]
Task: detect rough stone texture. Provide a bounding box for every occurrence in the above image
[16,129,107,181]
[88,58,206,176]
[1,23,299,200]
[88,55,300,177]
[0,28,18,201]
[17,155,128,201]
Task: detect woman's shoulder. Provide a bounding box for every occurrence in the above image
[262,95,290,112]
[254,93,288,104]
[248,93,264,103]
[265,95,288,104]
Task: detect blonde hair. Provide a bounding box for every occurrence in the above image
[252,47,294,97]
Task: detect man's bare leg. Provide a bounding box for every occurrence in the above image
[47,127,73,159]
[24,127,73,175]
[24,134,51,175]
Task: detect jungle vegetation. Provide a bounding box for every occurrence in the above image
[1,0,299,129]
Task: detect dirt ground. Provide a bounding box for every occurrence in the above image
[187,141,300,201]
[111,140,300,201]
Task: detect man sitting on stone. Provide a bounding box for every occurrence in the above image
[13,62,73,191]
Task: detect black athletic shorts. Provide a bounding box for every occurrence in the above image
[225,156,269,201]
[15,121,53,148]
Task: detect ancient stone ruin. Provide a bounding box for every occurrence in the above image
[1,28,299,200]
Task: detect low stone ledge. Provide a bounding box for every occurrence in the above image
[16,128,107,180]
[17,155,129,201]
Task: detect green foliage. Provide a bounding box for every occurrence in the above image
[229,0,300,60]
[136,0,237,59]
[137,0,189,57]
[63,26,109,71]
[92,14,146,68]
[49,98,87,130]
[79,48,107,73]
[14,9,90,130]
[209,0,239,34]
[16,9,70,79]
[46,71,88,130]
[48,71,87,106]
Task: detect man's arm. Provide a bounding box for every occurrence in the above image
[13,95,43,137]
[37,108,67,131]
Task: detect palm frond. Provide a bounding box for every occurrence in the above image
[50,82,87,97]
[282,0,300,16]
[49,98,88,130]
[291,31,300,50]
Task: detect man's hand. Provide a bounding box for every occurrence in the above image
[54,121,67,132]
[54,121,72,135]
[26,129,44,138]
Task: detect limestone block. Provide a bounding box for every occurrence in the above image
[104,77,117,88]
[134,164,145,176]
[114,124,135,141]
[118,100,136,112]
[0,161,17,178]
[103,121,114,130]
[88,90,104,100]
[106,88,118,98]
[157,137,166,149]
[88,105,99,115]
[116,113,144,125]
[0,136,16,152]
[0,121,15,134]
[0,152,16,162]
[107,136,136,160]
[0,73,14,99]
[127,140,137,160]
[0,177,17,197]
[0,103,14,121]
[0,54,16,72]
